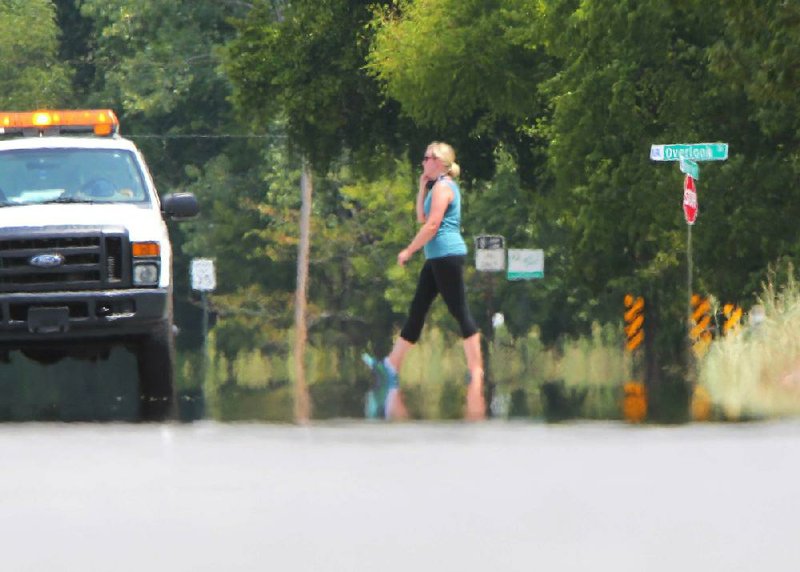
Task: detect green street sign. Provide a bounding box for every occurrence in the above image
[650,143,728,162]
[679,158,699,180]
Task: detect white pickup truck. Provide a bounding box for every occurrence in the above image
[0,110,199,421]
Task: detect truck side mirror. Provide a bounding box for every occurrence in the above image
[162,192,199,220]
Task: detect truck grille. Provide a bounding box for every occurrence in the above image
[0,227,130,292]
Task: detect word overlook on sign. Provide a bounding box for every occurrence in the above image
[650,143,728,162]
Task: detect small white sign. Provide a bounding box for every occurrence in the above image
[507,249,544,280]
[492,312,505,329]
[476,250,505,272]
[191,258,216,291]
[475,235,506,272]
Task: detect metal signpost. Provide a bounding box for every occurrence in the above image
[191,258,217,382]
[474,235,506,405]
[650,142,728,375]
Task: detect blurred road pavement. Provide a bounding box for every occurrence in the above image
[1,420,798,571]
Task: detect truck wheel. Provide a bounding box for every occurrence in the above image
[136,323,177,422]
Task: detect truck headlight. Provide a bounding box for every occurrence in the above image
[133,262,159,285]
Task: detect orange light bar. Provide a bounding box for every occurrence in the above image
[0,109,119,136]
[132,242,160,257]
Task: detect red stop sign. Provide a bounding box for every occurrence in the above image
[683,175,698,225]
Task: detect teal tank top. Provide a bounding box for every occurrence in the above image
[423,176,467,259]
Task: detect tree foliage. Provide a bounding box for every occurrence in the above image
[368,0,549,127]
[3,0,800,390]
[224,0,408,172]
[0,0,72,108]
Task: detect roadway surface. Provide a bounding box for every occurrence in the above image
[2,420,799,571]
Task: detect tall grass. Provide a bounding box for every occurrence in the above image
[183,321,629,421]
[489,322,628,419]
[699,274,800,419]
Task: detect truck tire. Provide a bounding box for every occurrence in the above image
[136,322,177,422]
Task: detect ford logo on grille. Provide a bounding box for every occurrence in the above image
[29,253,65,268]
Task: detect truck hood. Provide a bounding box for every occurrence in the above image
[0,202,165,242]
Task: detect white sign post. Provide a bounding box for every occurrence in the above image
[507,249,544,280]
[650,142,730,373]
[190,258,216,385]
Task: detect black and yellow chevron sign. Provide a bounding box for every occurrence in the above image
[722,303,742,336]
[624,294,644,352]
[690,294,712,357]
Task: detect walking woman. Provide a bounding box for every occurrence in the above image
[364,141,485,420]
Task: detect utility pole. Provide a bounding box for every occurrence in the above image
[293,160,313,423]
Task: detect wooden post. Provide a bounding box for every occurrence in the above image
[293,160,313,423]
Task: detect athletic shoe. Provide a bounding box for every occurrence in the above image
[364,388,381,419]
[382,357,399,389]
[361,353,389,419]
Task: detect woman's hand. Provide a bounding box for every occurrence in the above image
[397,248,412,267]
[418,172,432,189]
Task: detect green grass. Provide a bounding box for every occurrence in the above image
[186,321,629,421]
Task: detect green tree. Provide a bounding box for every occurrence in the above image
[76,0,247,185]
[0,0,72,108]
[368,0,548,128]
[225,0,409,172]
[367,0,556,182]
[701,0,800,301]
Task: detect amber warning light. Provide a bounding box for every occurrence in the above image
[132,242,160,258]
[0,109,119,136]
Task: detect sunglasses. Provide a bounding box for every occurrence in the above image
[422,155,437,162]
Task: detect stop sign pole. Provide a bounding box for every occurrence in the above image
[650,142,728,376]
[683,175,698,370]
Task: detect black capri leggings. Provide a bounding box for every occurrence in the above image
[400,255,479,343]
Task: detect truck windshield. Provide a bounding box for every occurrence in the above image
[0,148,150,206]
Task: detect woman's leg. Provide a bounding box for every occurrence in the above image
[462,332,485,420]
[384,261,438,420]
[430,256,479,340]
[431,256,485,419]
[394,260,438,373]
[387,337,414,374]
[399,260,439,344]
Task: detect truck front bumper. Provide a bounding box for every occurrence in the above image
[0,288,169,346]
